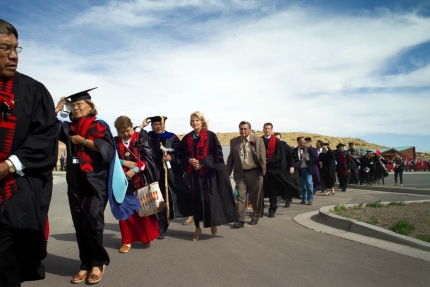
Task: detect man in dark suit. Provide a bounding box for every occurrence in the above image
[227,121,266,227]
[293,137,317,205]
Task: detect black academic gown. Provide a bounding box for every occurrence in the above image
[320,149,336,189]
[180,130,237,228]
[148,130,193,233]
[58,118,114,270]
[280,141,301,199]
[0,72,57,284]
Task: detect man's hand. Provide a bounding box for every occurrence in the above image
[140,117,150,129]
[163,154,172,162]
[0,162,10,181]
[289,167,294,175]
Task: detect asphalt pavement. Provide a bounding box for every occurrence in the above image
[23,174,430,287]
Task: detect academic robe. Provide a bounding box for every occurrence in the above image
[114,131,159,244]
[0,72,57,283]
[148,130,193,233]
[320,149,336,189]
[308,146,322,191]
[180,130,237,228]
[279,141,301,199]
[58,117,114,270]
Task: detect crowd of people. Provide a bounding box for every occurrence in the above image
[385,158,430,172]
[0,19,426,286]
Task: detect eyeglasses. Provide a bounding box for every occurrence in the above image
[0,45,23,55]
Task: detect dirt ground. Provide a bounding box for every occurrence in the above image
[332,202,430,240]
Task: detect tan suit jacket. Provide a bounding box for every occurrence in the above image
[226,135,266,181]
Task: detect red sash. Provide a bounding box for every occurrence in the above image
[0,76,17,204]
[70,115,107,172]
[115,132,146,190]
[186,128,209,176]
[262,136,277,159]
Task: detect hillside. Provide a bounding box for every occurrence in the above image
[176,131,430,159]
[177,131,385,149]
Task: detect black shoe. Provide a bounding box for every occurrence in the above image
[300,201,307,204]
[233,221,244,228]
[157,232,165,240]
[308,201,312,205]
[249,219,259,225]
[284,201,291,208]
[268,212,275,218]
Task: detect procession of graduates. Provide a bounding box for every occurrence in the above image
[0,18,420,287]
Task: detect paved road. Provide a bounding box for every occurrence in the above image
[376,171,430,189]
[24,177,430,287]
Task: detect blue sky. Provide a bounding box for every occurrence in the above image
[2,0,430,151]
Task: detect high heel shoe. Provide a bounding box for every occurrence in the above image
[331,188,335,195]
[192,227,201,241]
[325,191,330,196]
[211,226,217,236]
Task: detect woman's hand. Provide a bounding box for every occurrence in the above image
[194,162,203,170]
[55,96,67,113]
[125,169,136,180]
[70,135,85,145]
[189,158,198,165]
[122,160,137,169]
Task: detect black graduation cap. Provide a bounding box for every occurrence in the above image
[148,116,168,124]
[305,137,312,141]
[323,142,330,146]
[366,150,373,153]
[65,87,97,103]
[336,143,345,148]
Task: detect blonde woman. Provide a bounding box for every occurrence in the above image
[180,111,238,241]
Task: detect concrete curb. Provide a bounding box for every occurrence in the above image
[319,200,430,252]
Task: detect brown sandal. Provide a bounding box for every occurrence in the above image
[71,271,87,284]
[87,265,104,285]
[182,218,194,225]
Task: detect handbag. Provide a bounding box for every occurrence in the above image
[135,182,166,217]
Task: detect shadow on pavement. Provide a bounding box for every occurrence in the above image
[44,254,80,277]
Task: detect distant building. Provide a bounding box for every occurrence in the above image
[359,146,416,160]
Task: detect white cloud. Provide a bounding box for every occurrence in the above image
[16,4,430,139]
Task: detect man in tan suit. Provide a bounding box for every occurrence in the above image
[227,121,266,227]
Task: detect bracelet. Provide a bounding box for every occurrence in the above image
[81,139,87,146]
[5,159,16,173]
[133,166,140,173]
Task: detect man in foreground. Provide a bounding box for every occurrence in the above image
[0,19,58,286]
[227,121,266,227]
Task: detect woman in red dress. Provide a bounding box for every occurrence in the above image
[114,116,159,253]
